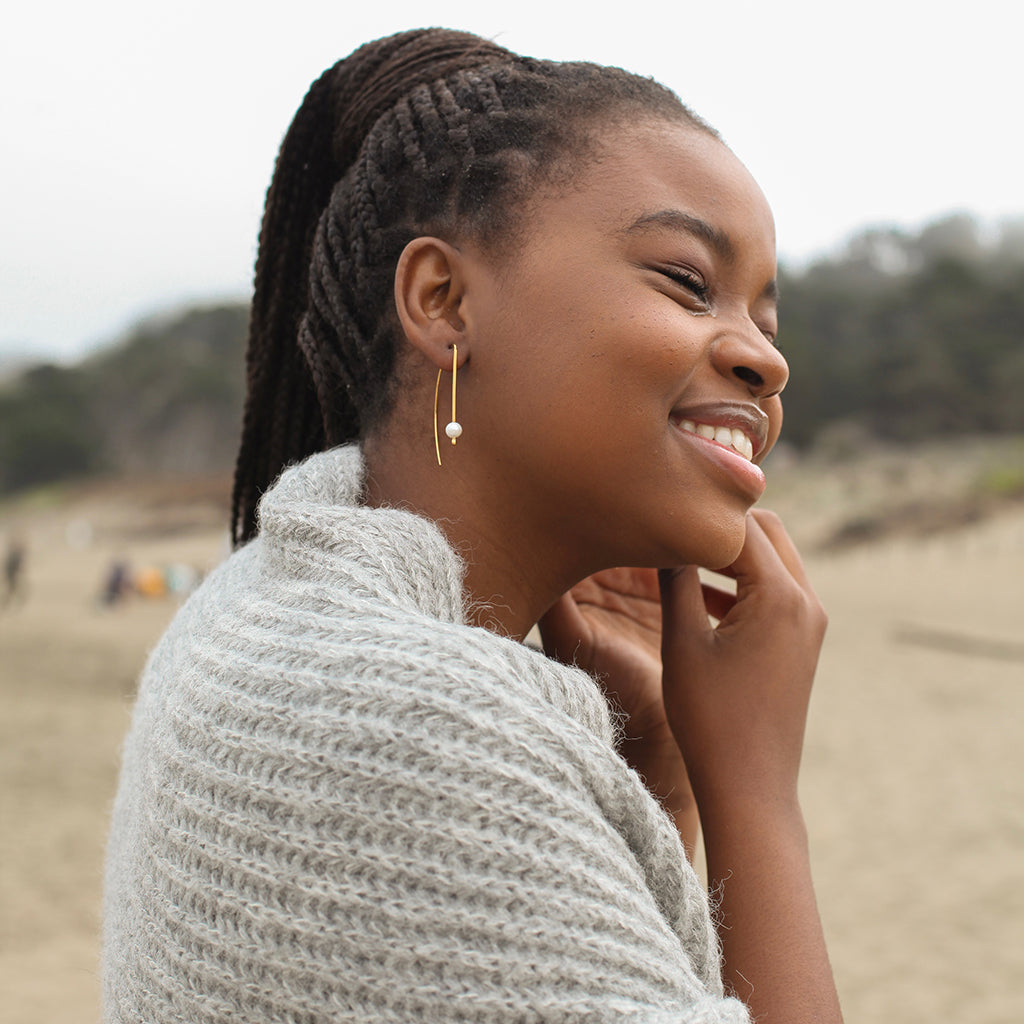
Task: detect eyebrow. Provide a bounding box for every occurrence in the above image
[626,208,779,303]
[625,209,738,263]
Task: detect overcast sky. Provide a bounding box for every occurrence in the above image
[3,0,1021,361]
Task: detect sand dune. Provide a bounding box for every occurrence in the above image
[1,468,1021,1024]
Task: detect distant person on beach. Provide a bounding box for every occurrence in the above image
[99,560,130,606]
[2,536,27,608]
[104,29,842,1024]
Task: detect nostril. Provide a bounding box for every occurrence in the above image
[732,365,764,388]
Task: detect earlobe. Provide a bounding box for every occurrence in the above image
[394,237,469,371]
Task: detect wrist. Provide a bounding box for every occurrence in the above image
[682,743,804,825]
[696,784,807,850]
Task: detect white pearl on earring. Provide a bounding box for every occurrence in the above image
[445,421,463,440]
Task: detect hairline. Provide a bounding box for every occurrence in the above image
[462,112,721,271]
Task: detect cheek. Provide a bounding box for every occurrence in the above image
[759,396,784,460]
[472,265,697,449]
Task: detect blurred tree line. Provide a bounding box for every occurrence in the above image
[0,305,248,493]
[778,213,1024,448]
[1,214,1023,494]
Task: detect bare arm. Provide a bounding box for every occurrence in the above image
[700,798,836,1019]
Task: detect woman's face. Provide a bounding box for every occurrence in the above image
[456,119,788,573]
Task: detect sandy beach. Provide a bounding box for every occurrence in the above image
[1,459,1022,1024]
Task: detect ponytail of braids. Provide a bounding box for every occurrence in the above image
[231,30,512,544]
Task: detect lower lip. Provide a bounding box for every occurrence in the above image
[671,424,767,500]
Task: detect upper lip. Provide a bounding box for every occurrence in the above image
[669,401,770,459]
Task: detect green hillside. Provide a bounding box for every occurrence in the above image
[0,305,247,493]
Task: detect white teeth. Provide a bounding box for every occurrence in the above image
[731,428,753,460]
[675,417,754,461]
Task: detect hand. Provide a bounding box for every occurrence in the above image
[658,509,827,813]
[540,568,699,854]
[656,511,841,1023]
[540,568,664,735]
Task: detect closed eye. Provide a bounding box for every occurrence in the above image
[659,267,709,303]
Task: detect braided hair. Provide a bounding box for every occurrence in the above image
[231,28,715,544]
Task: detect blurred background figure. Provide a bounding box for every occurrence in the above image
[99,559,131,606]
[2,533,27,609]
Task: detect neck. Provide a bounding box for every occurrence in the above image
[362,433,585,641]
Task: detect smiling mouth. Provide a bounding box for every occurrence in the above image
[674,419,754,461]
[667,403,770,499]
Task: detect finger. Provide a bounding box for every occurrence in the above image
[701,583,736,622]
[538,592,589,663]
[659,566,714,643]
[749,509,814,590]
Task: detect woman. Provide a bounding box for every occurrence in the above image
[104,28,842,1023]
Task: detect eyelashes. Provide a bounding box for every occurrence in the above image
[659,266,710,302]
[656,265,779,346]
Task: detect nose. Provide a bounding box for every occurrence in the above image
[713,326,789,399]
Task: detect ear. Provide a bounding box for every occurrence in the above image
[394,237,470,372]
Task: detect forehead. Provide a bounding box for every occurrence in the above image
[529,120,776,260]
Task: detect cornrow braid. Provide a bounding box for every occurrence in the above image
[232,28,715,544]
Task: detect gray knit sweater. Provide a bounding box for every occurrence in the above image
[103,446,750,1023]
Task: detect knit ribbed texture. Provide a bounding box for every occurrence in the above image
[103,446,750,1023]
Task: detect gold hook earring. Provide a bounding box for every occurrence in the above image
[434,344,462,466]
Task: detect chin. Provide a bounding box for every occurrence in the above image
[672,512,748,571]
[696,537,745,572]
